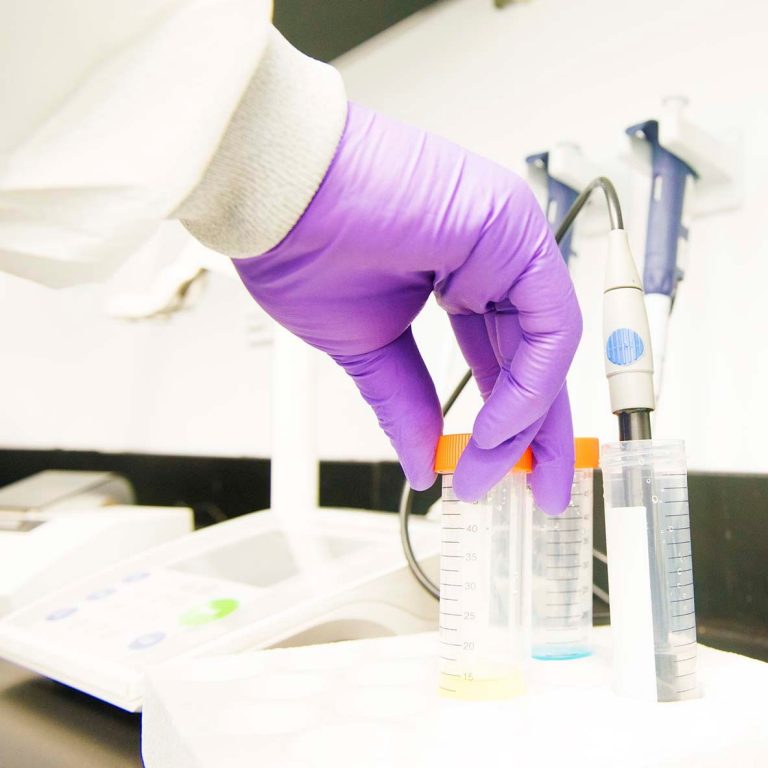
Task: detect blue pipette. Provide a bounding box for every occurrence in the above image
[526,151,580,263]
[625,119,697,397]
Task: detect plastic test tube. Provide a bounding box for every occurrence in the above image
[532,438,600,660]
[435,434,532,700]
[601,439,699,701]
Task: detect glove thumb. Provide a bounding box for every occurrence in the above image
[333,328,442,491]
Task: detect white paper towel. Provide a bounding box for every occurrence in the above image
[142,627,768,768]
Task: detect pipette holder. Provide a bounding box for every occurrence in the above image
[601,439,699,702]
[624,98,742,218]
[526,144,599,261]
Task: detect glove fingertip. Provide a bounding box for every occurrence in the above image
[531,461,574,516]
[451,471,482,504]
[469,418,503,451]
[405,468,437,493]
[396,413,442,493]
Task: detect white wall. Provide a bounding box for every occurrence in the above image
[0,221,398,460]
[334,0,768,473]
[1,0,766,472]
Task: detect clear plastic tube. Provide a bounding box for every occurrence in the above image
[532,468,593,660]
[437,469,530,700]
[601,439,699,701]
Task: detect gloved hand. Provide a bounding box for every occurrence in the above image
[234,103,582,513]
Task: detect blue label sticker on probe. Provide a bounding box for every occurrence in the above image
[606,329,645,366]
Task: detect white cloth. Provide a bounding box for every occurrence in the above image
[142,628,768,768]
[0,0,346,287]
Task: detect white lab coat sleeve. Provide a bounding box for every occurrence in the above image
[0,0,272,288]
[176,27,348,258]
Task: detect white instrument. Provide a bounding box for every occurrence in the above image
[0,507,438,711]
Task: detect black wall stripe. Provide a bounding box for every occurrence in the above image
[0,450,765,659]
[273,0,440,62]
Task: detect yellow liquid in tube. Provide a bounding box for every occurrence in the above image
[438,670,525,701]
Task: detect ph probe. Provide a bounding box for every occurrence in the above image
[555,177,655,441]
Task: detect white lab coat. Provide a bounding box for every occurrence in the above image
[0,0,271,287]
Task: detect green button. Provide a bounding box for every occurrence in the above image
[180,598,239,627]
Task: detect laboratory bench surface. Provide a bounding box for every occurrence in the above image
[0,598,610,768]
[0,594,762,768]
[0,659,141,768]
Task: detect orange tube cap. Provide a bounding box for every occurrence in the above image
[434,435,599,473]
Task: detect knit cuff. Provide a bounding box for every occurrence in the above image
[176,27,347,257]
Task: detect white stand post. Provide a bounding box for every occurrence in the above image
[270,323,319,515]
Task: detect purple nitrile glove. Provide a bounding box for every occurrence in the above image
[233,103,582,514]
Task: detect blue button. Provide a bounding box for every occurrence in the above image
[606,328,645,366]
[123,572,150,583]
[129,631,166,650]
[87,587,116,600]
[46,607,77,622]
